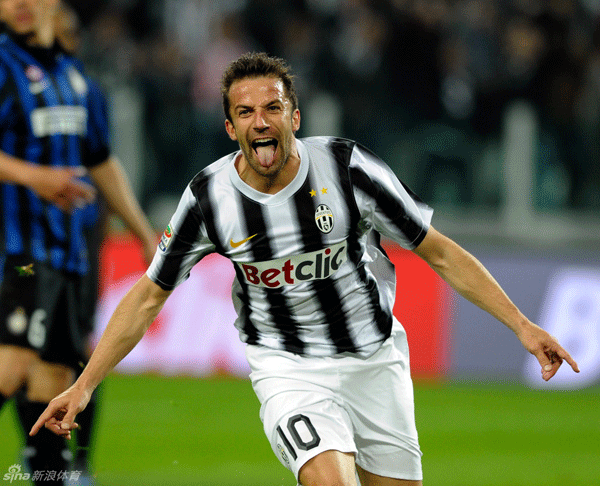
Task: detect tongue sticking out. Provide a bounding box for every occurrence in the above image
[255,144,277,168]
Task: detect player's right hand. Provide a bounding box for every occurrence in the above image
[29,384,92,440]
[27,165,97,212]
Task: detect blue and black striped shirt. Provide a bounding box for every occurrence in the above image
[0,32,109,275]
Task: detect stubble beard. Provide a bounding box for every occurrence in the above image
[244,137,290,183]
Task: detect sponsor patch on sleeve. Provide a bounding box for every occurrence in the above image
[159,224,173,252]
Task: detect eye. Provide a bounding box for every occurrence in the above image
[268,104,282,112]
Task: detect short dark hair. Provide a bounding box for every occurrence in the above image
[221,52,298,121]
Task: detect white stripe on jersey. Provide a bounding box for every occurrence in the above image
[147,137,433,357]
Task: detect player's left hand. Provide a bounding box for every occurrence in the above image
[516,321,580,381]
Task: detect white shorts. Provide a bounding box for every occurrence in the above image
[245,320,423,482]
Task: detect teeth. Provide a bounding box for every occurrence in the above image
[252,138,276,148]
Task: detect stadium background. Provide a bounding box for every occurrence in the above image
[2,0,600,484]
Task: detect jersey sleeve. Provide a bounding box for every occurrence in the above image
[146,184,216,290]
[83,79,110,168]
[350,144,433,249]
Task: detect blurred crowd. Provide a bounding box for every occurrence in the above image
[69,0,600,212]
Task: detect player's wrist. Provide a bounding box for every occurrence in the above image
[510,316,534,338]
[0,155,35,186]
[73,373,99,398]
[19,162,40,187]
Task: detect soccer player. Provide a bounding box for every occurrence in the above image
[0,0,156,483]
[31,52,579,486]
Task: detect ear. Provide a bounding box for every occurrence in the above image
[225,119,238,141]
[292,109,301,133]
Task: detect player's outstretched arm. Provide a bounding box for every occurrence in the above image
[30,274,172,438]
[413,226,580,381]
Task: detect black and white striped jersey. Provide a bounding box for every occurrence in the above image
[147,136,433,357]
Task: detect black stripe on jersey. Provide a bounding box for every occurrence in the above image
[349,144,426,247]
[153,181,205,290]
[0,73,16,255]
[45,69,75,256]
[0,67,32,258]
[10,62,37,258]
[239,194,305,354]
[2,52,52,260]
[190,174,226,256]
[16,188,31,256]
[153,206,202,290]
[293,173,358,354]
[191,173,259,346]
[231,265,259,346]
[330,138,393,340]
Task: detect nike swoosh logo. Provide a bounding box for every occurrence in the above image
[230,234,258,248]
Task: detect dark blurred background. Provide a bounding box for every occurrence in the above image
[62,0,600,245]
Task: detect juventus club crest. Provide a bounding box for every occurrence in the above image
[315,204,334,233]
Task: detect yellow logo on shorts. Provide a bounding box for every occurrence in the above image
[277,444,290,466]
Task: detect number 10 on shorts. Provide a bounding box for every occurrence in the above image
[276,414,321,464]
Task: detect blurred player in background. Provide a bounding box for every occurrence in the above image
[32,52,579,486]
[14,190,107,485]
[15,4,106,484]
[0,0,156,483]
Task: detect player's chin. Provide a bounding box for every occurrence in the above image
[252,159,281,176]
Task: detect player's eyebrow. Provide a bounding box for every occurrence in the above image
[235,103,253,112]
[265,99,283,108]
[234,98,283,112]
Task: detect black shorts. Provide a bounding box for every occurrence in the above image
[0,255,91,371]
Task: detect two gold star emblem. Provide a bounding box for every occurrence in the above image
[310,188,327,197]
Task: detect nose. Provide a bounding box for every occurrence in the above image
[252,109,270,131]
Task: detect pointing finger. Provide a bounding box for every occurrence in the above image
[556,346,580,373]
[30,403,63,436]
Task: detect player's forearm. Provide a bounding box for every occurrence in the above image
[90,157,156,245]
[414,228,527,334]
[439,246,525,332]
[0,151,35,185]
[76,275,170,392]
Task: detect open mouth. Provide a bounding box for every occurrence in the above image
[251,138,279,168]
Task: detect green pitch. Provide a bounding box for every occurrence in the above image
[0,374,598,486]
